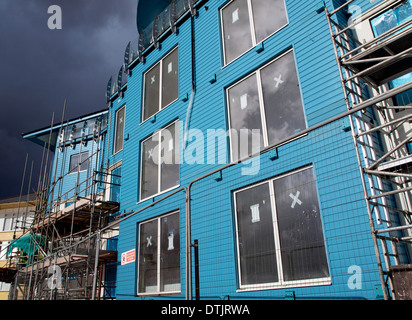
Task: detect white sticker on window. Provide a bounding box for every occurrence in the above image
[240,94,248,110]
[168,62,173,74]
[168,232,174,250]
[147,236,153,247]
[148,149,154,159]
[168,139,174,151]
[151,75,156,84]
[289,191,302,208]
[274,74,284,88]
[250,204,260,223]
[232,8,239,23]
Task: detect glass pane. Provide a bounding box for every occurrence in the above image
[3,217,11,232]
[143,63,161,121]
[251,0,288,42]
[221,0,253,64]
[138,219,158,293]
[260,51,306,146]
[110,166,121,202]
[141,134,159,199]
[114,107,125,153]
[69,154,78,172]
[273,168,329,281]
[235,182,278,286]
[79,152,89,171]
[160,122,179,191]
[162,48,179,108]
[228,74,264,161]
[160,213,180,292]
[69,152,88,173]
[390,72,412,107]
[371,0,412,37]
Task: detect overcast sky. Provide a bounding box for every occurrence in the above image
[0,0,138,199]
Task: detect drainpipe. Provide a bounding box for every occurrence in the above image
[185,5,197,301]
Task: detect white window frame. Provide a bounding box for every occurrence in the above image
[141,46,179,123]
[220,0,289,66]
[137,211,181,296]
[68,152,89,174]
[113,105,126,155]
[105,160,122,202]
[226,49,307,162]
[139,120,180,202]
[233,165,331,291]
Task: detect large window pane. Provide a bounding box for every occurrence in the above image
[114,107,125,154]
[160,213,180,292]
[228,74,264,161]
[138,219,158,293]
[143,48,179,121]
[221,0,253,64]
[273,168,329,281]
[141,121,180,200]
[138,212,181,295]
[260,51,306,145]
[143,64,160,121]
[160,122,179,192]
[234,167,329,288]
[162,48,179,108]
[141,134,159,200]
[235,183,278,286]
[251,0,288,42]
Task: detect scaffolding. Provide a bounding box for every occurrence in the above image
[6,108,121,300]
[326,0,412,299]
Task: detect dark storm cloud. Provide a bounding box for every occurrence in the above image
[0,0,138,198]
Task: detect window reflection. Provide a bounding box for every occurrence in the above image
[221,0,253,64]
[251,0,288,43]
[228,74,264,160]
[260,51,306,145]
[221,0,288,64]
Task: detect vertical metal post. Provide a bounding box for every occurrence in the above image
[91,231,101,300]
[193,240,199,301]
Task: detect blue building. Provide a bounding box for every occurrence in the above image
[12,0,412,300]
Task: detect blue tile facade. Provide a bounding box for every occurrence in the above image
[27,0,412,300]
[106,0,391,300]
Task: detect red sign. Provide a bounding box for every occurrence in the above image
[121,249,135,265]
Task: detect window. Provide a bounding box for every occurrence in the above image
[143,47,179,122]
[227,50,306,160]
[110,165,122,203]
[234,166,330,290]
[390,72,412,112]
[2,214,17,232]
[138,211,180,294]
[0,241,9,260]
[140,121,179,200]
[114,106,125,154]
[221,0,288,64]
[370,0,412,37]
[69,152,89,173]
